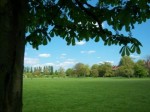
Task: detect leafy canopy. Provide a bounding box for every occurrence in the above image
[26,0,150,56]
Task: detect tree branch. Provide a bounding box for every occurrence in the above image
[74,0,103,31]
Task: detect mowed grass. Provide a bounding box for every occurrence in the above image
[23,78,150,112]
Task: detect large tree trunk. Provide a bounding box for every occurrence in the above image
[0,0,27,112]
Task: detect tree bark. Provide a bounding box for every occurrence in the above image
[0,0,27,112]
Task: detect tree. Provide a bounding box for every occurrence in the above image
[50,66,54,75]
[145,56,150,76]
[116,66,134,78]
[1,0,150,112]
[90,64,99,77]
[91,69,99,77]
[30,67,33,73]
[134,60,149,77]
[54,70,59,75]
[74,63,85,77]
[58,67,66,77]
[98,62,113,77]
[66,68,74,77]
[74,63,90,77]
[84,65,90,77]
[119,56,134,68]
[117,56,135,78]
[43,66,50,75]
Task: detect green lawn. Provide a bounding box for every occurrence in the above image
[23,78,150,112]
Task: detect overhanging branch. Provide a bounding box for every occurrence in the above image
[74,0,103,31]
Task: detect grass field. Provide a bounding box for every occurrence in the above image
[23,78,150,112]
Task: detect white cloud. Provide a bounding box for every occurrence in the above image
[105,61,114,64]
[44,63,54,66]
[76,41,86,45]
[24,56,77,70]
[130,55,140,59]
[88,50,96,54]
[66,58,75,61]
[33,62,54,67]
[55,60,78,69]
[58,61,76,66]
[60,53,67,59]
[39,53,51,58]
[81,50,96,54]
[24,58,39,65]
[98,61,114,65]
[99,61,104,64]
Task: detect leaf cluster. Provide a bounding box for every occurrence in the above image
[25,0,150,55]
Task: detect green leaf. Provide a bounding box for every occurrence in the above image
[72,38,75,46]
[104,40,108,46]
[125,25,130,32]
[50,32,54,37]
[43,38,47,45]
[108,39,112,46]
[95,36,100,42]
[126,46,130,56]
[120,46,126,56]
[130,45,136,53]
[47,36,51,42]
[136,46,141,54]
[119,46,124,54]
[122,49,125,56]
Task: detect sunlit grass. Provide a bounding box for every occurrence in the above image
[23,78,150,112]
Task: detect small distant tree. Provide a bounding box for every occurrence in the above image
[33,67,41,77]
[25,73,33,78]
[117,56,135,78]
[116,66,134,78]
[91,69,99,77]
[30,67,33,73]
[119,56,134,68]
[50,66,54,75]
[54,70,59,75]
[104,70,114,77]
[84,65,90,77]
[98,62,113,77]
[90,64,99,77]
[74,63,90,77]
[58,67,66,77]
[66,68,74,77]
[43,66,49,75]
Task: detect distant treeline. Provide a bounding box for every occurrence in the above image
[24,56,150,78]
[24,66,54,77]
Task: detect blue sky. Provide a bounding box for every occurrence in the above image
[24,19,150,70]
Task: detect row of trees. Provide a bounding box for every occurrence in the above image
[24,66,67,78]
[24,56,150,78]
[24,66,53,77]
[66,56,150,78]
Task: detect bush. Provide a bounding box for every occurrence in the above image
[104,70,114,77]
[116,66,134,78]
[91,69,99,77]
[134,64,149,77]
